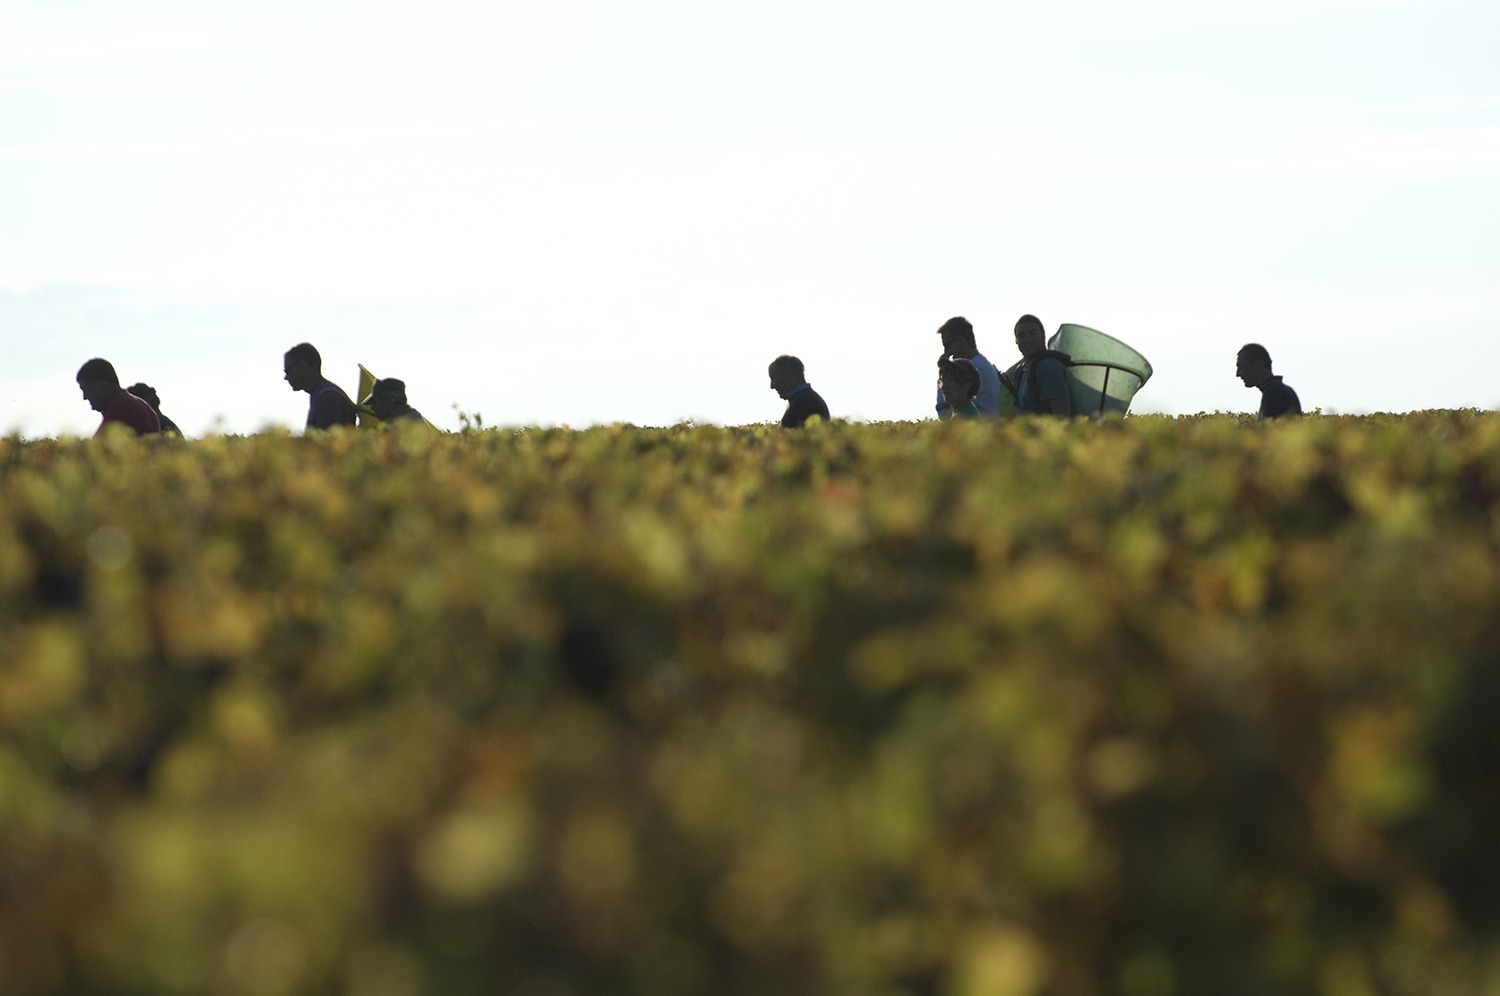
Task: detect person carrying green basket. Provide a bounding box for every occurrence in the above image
[1009,314,1074,417]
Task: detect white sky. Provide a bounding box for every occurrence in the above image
[4,0,1498,435]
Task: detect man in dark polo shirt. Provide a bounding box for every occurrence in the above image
[283,342,357,430]
[1236,343,1302,419]
[769,355,830,428]
[76,359,161,436]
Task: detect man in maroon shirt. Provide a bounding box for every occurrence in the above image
[76,359,161,436]
[283,342,357,430]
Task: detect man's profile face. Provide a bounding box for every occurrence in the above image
[769,366,798,398]
[1236,352,1266,388]
[940,329,977,359]
[1015,323,1045,359]
[284,358,312,392]
[78,379,111,411]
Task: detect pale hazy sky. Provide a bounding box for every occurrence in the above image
[4,0,1498,435]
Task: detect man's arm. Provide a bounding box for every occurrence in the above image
[1036,358,1073,417]
[308,392,336,429]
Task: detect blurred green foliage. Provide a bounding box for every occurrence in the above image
[3,413,1500,995]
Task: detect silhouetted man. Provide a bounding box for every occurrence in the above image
[76,359,160,436]
[1012,314,1073,416]
[769,355,830,428]
[1236,343,1302,418]
[934,317,1000,418]
[127,382,182,436]
[369,378,427,424]
[283,343,357,430]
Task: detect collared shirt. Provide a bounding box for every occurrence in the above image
[96,388,161,436]
[781,383,830,428]
[936,351,1001,417]
[307,378,358,430]
[1259,376,1302,418]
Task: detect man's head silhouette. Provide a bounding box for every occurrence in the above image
[937,317,976,359]
[1014,314,1046,360]
[370,378,409,420]
[768,355,806,399]
[1236,343,1273,389]
[283,343,322,393]
[76,358,121,412]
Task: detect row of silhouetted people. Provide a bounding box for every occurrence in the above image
[75,344,426,437]
[75,320,1302,437]
[769,314,1302,428]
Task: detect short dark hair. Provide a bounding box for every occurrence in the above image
[1014,314,1045,336]
[76,358,120,387]
[1238,343,1272,367]
[938,355,980,400]
[127,383,161,409]
[937,316,975,345]
[284,342,322,371]
[372,378,407,402]
[769,355,805,380]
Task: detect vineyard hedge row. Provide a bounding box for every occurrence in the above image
[3,413,1500,995]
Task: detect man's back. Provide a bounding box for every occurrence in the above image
[782,385,830,428]
[1259,376,1302,418]
[98,389,162,436]
[307,378,358,429]
[1017,352,1073,416]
